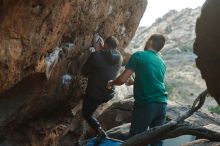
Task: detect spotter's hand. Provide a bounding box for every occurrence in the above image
[107,80,114,90]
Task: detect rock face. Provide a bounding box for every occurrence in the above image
[0,0,147,145]
[100,99,220,131]
[0,0,147,94]
[98,99,133,130]
[194,0,220,105]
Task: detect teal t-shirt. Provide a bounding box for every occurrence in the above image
[126,50,167,105]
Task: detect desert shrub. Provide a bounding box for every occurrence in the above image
[165,81,174,95]
[180,46,193,52]
[209,106,220,115]
[133,44,140,49]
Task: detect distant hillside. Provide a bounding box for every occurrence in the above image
[127,7,201,53]
[126,7,218,110]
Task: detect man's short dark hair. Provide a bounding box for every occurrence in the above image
[149,34,165,51]
[105,36,119,49]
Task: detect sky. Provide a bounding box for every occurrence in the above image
[139,0,206,26]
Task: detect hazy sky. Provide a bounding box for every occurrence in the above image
[139,0,206,26]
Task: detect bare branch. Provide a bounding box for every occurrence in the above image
[175,89,208,123]
[162,125,220,141]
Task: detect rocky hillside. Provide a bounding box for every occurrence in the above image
[126,7,218,109]
[127,8,200,51]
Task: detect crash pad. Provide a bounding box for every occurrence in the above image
[85,137,122,146]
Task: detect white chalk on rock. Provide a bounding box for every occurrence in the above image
[89,47,96,53]
[62,74,72,85]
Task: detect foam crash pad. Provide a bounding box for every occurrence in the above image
[85,137,123,146]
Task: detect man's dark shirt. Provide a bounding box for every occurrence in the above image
[82,49,122,102]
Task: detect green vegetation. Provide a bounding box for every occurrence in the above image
[126,43,141,50]
[192,63,197,68]
[180,46,193,52]
[209,106,220,115]
[133,44,140,49]
[165,81,174,95]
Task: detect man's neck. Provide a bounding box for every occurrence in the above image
[146,48,158,53]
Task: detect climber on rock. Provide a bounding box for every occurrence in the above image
[88,34,104,53]
[108,34,167,146]
[81,36,122,138]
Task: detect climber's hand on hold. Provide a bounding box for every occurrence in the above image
[107,80,114,90]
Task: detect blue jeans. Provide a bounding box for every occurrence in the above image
[129,102,167,146]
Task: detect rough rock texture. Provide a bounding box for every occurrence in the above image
[0,0,147,94]
[99,99,220,132]
[0,0,147,145]
[194,0,220,105]
[101,99,220,145]
[182,139,220,146]
[98,99,133,130]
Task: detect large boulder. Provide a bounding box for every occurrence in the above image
[99,100,220,132]
[100,100,220,144]
[0,0,147,94]
[0,0,147,145]
[194,0,220,105]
